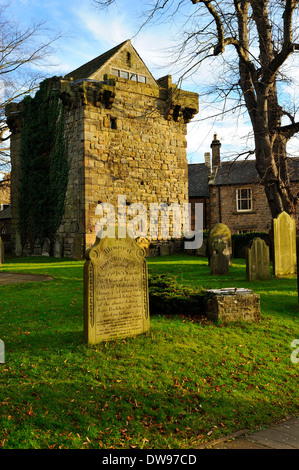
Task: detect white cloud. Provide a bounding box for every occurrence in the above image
[72,7,132,49]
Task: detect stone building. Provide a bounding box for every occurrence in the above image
[0,174,11,252]
[6,40,199,258]
[189,135,299,233]
[0,173,10,209]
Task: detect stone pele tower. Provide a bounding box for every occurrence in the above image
[6,40,199,259]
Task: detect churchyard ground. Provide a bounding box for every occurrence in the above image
[0,254,298,449]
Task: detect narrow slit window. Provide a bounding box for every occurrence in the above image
[110,118,117,130]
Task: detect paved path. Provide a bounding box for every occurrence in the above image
[0,272,53,285]
[197,416,299,449]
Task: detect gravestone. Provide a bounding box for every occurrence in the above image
[15,231,22,256]
[0,340,4,363]
[42,238,51,257]
[210,238,229,275]
[246,237,270,281]
[297,236,299,303]
[273,211,296,277]
[54,234,63,258]
[73,234,84,260]
[84,228,150,344]
[208,223,232,266]
[0,237,4,265]
[159,244,170,256]
[136,237,150,257]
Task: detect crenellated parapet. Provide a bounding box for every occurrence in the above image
[157,75,199,123]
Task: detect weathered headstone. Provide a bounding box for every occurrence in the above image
[159,244,170,256]
[84,228,150,344]
[208,223,232,266]
[210,238,229,275]
[0,237,4,265]
[273,211,296,277]
[54,234,63,258]
[73,234,84,260]
[15,231,22,256]
[136,237,150,257]
[297,236,299,303]
[246,237,270,281]
[0,340,4,363]
[42,238,51,257]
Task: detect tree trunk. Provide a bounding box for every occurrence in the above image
[254,126,295,218]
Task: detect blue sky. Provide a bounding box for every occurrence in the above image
[5,0,299,162]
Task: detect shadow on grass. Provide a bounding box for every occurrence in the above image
[6,330,85,358]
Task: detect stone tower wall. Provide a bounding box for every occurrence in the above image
[81,78,190,252]
[6,57,198,258]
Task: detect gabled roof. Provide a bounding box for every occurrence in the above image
[64,39,158,85]
[214,157,299,186]
[214,160,259,186]
[188,163,209,197]
[0,206,11,220]
[65,40,129,81]
[188,157,299,197]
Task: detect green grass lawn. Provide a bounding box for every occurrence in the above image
[0,254,298,449]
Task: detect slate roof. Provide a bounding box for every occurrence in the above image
[188,157,299,197]
[188,163,209,197]
[0,206,11,220]
[214,160,259,186]
[65,40,129,81]
[214,157,299,186]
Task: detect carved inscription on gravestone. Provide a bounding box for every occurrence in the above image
[84,230,150,344]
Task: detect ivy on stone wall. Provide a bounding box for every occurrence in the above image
[19,78,68,251]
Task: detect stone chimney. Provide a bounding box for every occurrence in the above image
[204,152,211,171]
[211,134,221,168]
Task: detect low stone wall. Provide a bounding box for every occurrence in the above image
[204,288,261,323]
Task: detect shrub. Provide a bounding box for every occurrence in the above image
[148,274,206,316]
[231,231,270,258]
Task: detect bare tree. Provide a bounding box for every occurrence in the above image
[0,4,61,178]
[94,0,299,218]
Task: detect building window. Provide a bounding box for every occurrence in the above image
[236,188,252,212]
[120,70,129,79]
[130,73,137,81]
[110,117,117,129]
[110,67,146,83]
[126,52,131,66]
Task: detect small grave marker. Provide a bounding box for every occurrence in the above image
[210,238,229,275]
[246,237,270,281]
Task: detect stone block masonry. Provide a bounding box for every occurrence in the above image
[6,40,199,258]
[205,288,261,324]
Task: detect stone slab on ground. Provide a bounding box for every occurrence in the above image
[197,416,299,449]
[0,272,54,285]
